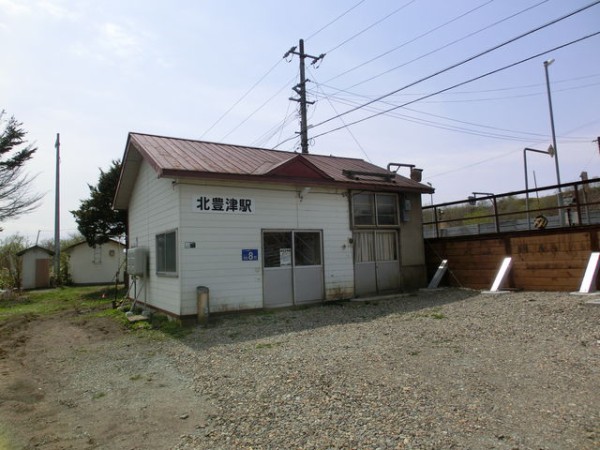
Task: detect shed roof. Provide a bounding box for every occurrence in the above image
[114,132,433,209]
[16,245,54,257]
[63,238,125,252]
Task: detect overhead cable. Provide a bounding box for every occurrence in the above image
[343,0,553,90]
[313,0,600,130]
[326,0,496,84]
[325,0,418,54]
[272,30,600,149]
[306,0,368,41]
[309,31,600,142]
[220,73,298,141]
[199,59,283,139]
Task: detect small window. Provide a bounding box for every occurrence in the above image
[352,193,398,226]
[294,232,321,266]
[352,193,375,225]
[156,230,177,275]
[263,232,292,268]
[92,245,102,264]
[376,194,398,225]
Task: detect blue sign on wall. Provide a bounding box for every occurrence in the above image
[242,249,259,261]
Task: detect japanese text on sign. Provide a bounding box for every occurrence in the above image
[193,196,255,214]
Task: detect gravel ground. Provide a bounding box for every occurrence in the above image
[172,289,600,450]
[2,288,597,449]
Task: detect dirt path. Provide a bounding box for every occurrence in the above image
[0,310,212,450]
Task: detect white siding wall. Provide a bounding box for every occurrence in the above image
[20,249,52,289]
[178,182,354,314]
[67,242,124,284]
[127,161,181,315]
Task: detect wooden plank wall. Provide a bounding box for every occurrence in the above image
[424,227,600,291]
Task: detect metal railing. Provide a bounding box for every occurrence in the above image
[422,178,600,239]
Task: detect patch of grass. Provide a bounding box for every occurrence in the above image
[150,314,191,339]
[91,392,106,400]
[129,374,143,381]
[0,286,117,322]
[430,312,446,320]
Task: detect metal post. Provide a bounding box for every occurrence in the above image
[524,149,531,229]
[544,59,563,225]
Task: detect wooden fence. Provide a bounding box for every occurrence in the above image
[424,225,600,291]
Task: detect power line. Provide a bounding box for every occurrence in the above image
[426,118,600,181]
[219,73,298,141]
[325,0,496,84]
[251,101,296,148]
[342,0,553,90]
[325,0,419,54]
[301,31,600,144]
[317,92,591,143]
[306,0,368,41]
[310,70,372,161]
[199,59,283,139]
[311,1,600,131]
[200,1,368,142]
[405,81,600,104]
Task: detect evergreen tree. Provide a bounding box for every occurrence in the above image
[71,160,127,246]
[0,111,42,224]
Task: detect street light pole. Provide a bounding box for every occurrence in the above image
[544,58,563,225]
[468,192,498,233]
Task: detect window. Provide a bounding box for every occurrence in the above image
[352,193,398,226]
[92,245,102,264]
[376,194,398,225]
[156,230,177,275]
[352,193,374,225]
[263,231,322,267]
[294,232,321,266]
[263,232,292,268]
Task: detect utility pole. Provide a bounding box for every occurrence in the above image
[54,133,61,285]
[284,39,324,154]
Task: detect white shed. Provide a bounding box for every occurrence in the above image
[63,239,125,285]
[17,246,54,290]
[114,133,434,320]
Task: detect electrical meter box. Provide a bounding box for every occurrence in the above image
[127,247,148,276]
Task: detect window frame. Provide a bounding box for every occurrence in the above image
[155,229,178,277]
[351,192,399,228]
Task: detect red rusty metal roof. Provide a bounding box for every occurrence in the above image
[114,132,433,209]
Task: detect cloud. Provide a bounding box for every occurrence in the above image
[37,0,79,21]
[0,0,32,15]
[100,22,143,59]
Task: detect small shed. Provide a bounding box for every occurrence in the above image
[17,246,54,290]
[114,132,434,319]
[63,239,125,285]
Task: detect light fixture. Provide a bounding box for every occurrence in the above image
[299,187,311,201]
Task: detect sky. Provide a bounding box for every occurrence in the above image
[1,0,599,244]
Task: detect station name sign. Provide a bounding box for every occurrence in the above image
[193,195,255,214]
